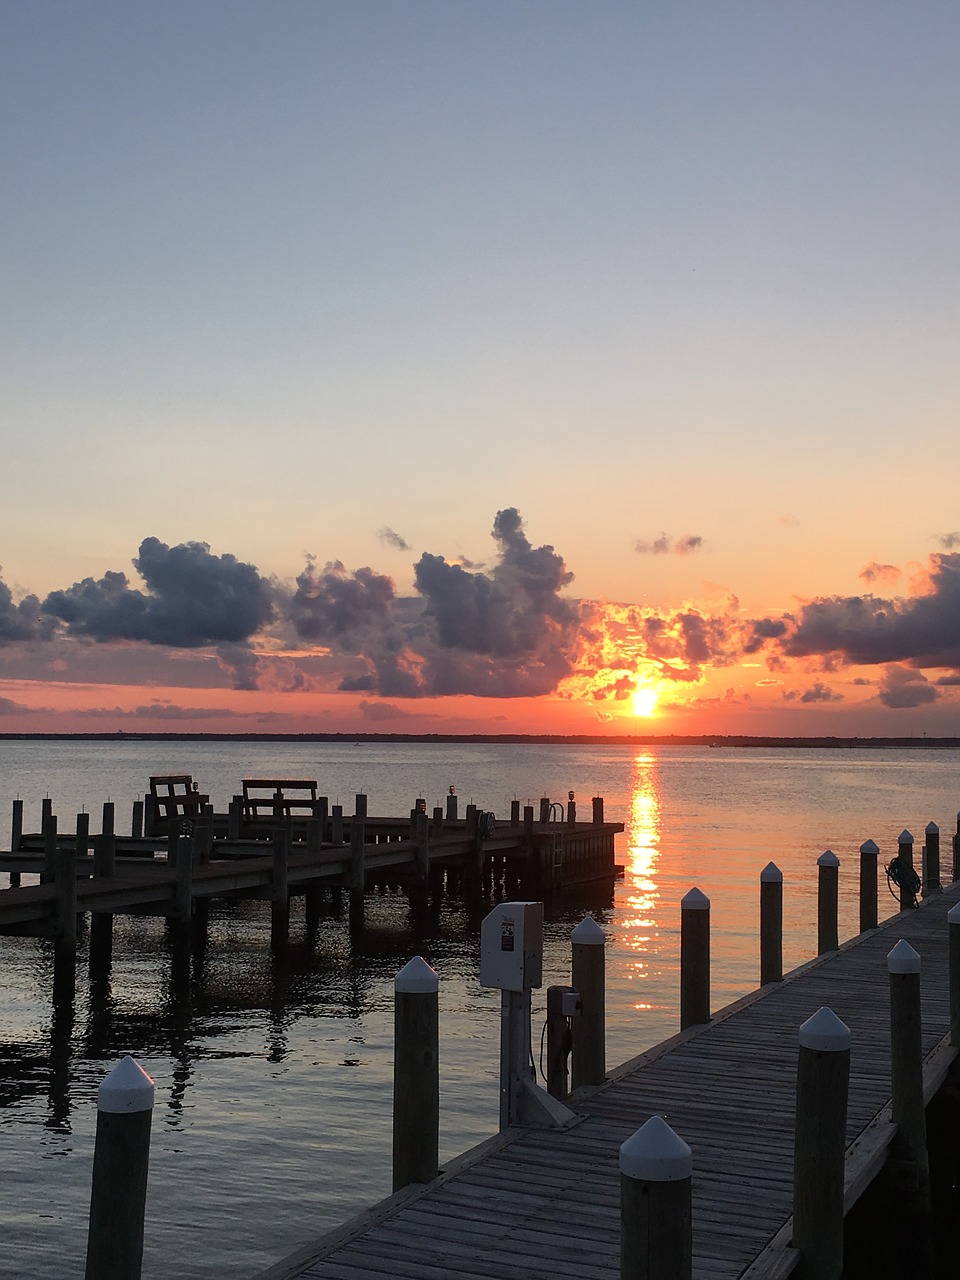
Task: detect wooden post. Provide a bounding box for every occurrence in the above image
[392,957,439,1192]
[349,815,365,932]
[463,805,482,903]
[592,796,604,825]
[95,802,116,878]
[431,806,444,840]
[571,914,605,1088]
[620,1115,692,1280]
[887,939,931,1210]
[9,798,23,886]
[510,799,521,826]
[131,798,144,839]
[331,804,344,845]
[953,811,960,882]
[859,839,879,932]
[446,788,458,822]
[793,1007,850,1280]
[174,829,194,922]
[316,796,329,842]
[817,850,839,955]
[897,829,916,910]
[922,821,941,896]
[566,792,576,826]
[355,792,368,822]
[949,902,960,1049]
[42,796,53,831]
[539,797,551,824]
[57,815,83,950]
[680,888,710,1030]
[271,825,289,950]
[227,796,241,841]
[91,804,116,969]
[546,985,574,1100]
[43,809,58,884]
[759,862,783,985]
[85,1056,154,1280]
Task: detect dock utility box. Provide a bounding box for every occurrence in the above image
[479,901,544,992]
[146,774,209,836]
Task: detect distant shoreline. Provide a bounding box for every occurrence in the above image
[1,732,959,750]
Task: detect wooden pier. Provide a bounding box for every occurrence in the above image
[256,886,960,1280]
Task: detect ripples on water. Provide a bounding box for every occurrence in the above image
[1,740,958,1279]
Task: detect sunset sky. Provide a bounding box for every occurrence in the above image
[2,2,959,736]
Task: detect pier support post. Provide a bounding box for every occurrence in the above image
[392,957,439,1192]
[174,828,194,923]
[793,1007,850,1280]
[922,822,941,896]
[84,1056,155,1280]
[859,839,879,932]
[331,804,344,845]
[566,793,576,826]
[271,825,290,951]
[91,803,116,972]
[42,809,58,884]
[619,1115,692,1280]
[760,862,783,985]
[592,796,604,825]
[9,797,22,886]
[539,797,551,824]
[950,902,960,1049]
[446,788,458,822]
[571,914,606,1088]
[546,985,574,1100]
[817,850,839,955]
[896,830,917,910]
[349,816,365,933]
[316,796,329,843]
[54,815,82,1003]
[131,798,144,839]
[887,939,931,1215]
[227,797,241,842]
[463,805,483,904]
[680,889,710,1030]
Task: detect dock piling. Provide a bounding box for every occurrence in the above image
[922,821,941,896]
[84,1056,155,1280]
[349,816,365,933]
[817,850,839,954]
[270,825,290,950]
[887,939,931,1213]
[392,957,439,1192]
[759,862,783,985]
[571,914,606,1088]
[619,1115,693,1280]
[131,798,143,838]
[950,902,960,1049]
[793,1007,850,1280]
[680,889,710,1030]
[9,798,22,886]
[859,839,879,932]
[896,830,916,910]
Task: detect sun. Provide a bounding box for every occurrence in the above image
[631,686,659,717]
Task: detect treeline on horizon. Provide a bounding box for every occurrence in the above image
[1,732,959,749]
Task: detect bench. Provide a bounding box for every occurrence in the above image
[146,774,209,835]
[241,779,319,825]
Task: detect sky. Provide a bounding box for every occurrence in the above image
[1,1,959,737]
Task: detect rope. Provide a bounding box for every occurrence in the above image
[885,855,921,909]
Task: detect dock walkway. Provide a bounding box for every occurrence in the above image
[261,886,959,1280]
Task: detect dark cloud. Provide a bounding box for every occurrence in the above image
[0,571,49,643]
[936,675,960,687]
[635,533,704,556]
[799,681,843,704]
[358,699,422,721]
[42,539,275,647]
[783,553,960,669]
[377,527,411,552]
[878,666,938,709]
[76,703,239,720]
[744,618,789,653]
[0,696,31,715]
[859,562,901,585]
[289,558,394,644]
[939,532,960,550]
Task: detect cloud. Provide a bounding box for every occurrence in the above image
[859,562,901,585]
[0,571,49,643]
[939,532,960,550]
[76,702,240,720]
[0,696,31,715]
[377,527,411,552]
[288,558,395,645]
[41,538,275,647]
[783,552,960,669]
[357,699,422,721]
[799,681,843,704]
[635,533,704,556]
[936,674,960,687]
[878,666,938,709]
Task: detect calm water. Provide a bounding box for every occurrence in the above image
[1,739,958,1279]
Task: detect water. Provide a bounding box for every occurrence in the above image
[1,739,957,1279]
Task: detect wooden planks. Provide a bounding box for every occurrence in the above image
[258,886,960,1280]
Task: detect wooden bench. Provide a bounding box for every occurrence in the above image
[146,774,209,835]
[241,779,319,825]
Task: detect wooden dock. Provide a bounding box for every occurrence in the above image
[257,886,960,1280]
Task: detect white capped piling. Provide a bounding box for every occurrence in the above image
[680,889,710,1030]
[392,957,439,1192]
[922,821,941,896]
[619,1115,692,1280]
[887,939,931,1211]
[897,829,916,910]
[817,851,839,955]
[571,914,606,1088]
[859,839,879,932]
[84,1055,155,1280]
[949,902,960,1048]
[793,1007,850,1280]
[760,862,783,985]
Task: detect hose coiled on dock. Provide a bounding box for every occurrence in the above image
[885,855,921,909]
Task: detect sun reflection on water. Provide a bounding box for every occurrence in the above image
[621,753,663,1008]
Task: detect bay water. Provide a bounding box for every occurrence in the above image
[1,739,957,1279]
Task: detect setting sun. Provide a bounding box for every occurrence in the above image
[632,687,659,717]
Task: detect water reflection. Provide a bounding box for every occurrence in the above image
[621,753,663,1009]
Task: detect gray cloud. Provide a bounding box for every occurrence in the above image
[799,681,843,704]
[939,532,960,550]
[859,562,901,585]
[635,533,704,556]
[878,666,939,709]
[0,696,31,715]
[377,527,411,552]
[41,538,275,647]
[289,558,395,645]
[0,571,49,643]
